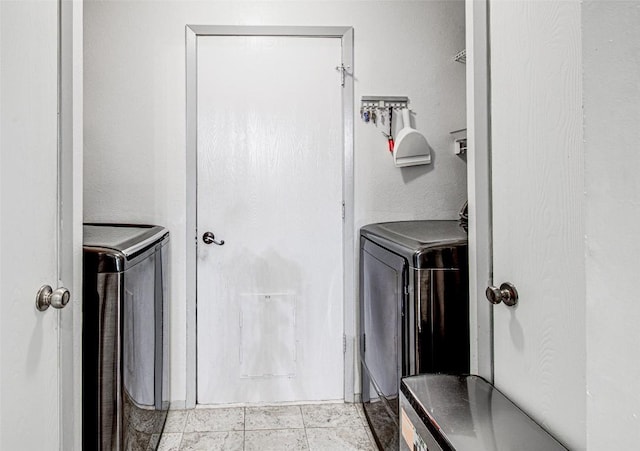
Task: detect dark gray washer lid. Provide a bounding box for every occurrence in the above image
[84,223,169,272]
[401,374,568,451]
[360,220,467,269]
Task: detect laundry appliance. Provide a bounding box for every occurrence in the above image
[359,220,469,449]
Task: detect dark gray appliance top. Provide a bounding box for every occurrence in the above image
[401,374,568,451]
[84,224,169,273]
[360,220,467,269]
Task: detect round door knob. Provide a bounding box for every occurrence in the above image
[36,285,71,311]
[485,282,518,307]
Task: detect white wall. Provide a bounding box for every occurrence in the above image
[583,1,640,448]
[84,0,467,402]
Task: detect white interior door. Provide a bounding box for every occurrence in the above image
[489,1,585,449]
[196,36,344,404]
[0,0,77,449]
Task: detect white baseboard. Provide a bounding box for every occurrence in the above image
[170,400,187,410]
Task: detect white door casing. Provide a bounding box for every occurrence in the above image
[464,0,493,381]
[59,0,84,448]
[196,35,343,404]
[489,1,585,449]
[0,0,81,449]
[186,26,355,407]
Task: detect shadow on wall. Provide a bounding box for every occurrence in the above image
[230,247,303,379]
[400,150,436,184]
[509,310,525,352]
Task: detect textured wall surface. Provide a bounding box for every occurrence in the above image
[84,0,467,402]
[583,1,640,448]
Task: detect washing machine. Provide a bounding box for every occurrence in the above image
[83,224,170,450]
[400,374,568,450]
[359,220,469,449]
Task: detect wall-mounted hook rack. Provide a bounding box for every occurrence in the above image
[453,49,466,64]
[361,96,409,110]
[360,96,430,167]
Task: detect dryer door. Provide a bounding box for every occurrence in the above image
[360,237,407,450]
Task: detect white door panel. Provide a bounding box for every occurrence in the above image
[1,0,59,448]
[489,1,585,449]
[1,1,77,449]
[196,36,343,404]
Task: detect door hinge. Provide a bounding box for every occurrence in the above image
[362,333,366,354]
[342,201,345,220]
[343,334,347,354]
[335,64,351,87]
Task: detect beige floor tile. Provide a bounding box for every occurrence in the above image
[163,410,189,433]
[183,407,244,432]
[363,425,378,449]
[245,405,304,430]
[301,403,362,428]
[155,432,182,451]
[245,429,309,451]
[306,427,375,451]
[179,431,243,451]
[155,402,380,450]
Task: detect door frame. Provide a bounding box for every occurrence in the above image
[185,25,355,408]
[60,0,83,448]
[465,0,493,381]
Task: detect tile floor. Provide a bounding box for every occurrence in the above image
[148,403,377,451]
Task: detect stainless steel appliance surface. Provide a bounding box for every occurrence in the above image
[400,374,568,451]
[83,224,170,451]
[359,220,469,450]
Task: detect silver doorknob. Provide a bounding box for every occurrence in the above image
[486,282,518,307]
[36,285,71,311]
[202,231,225,246]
